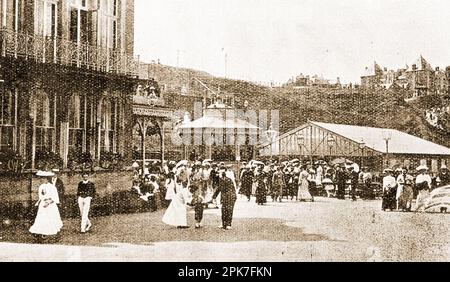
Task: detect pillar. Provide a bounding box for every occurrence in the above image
[159,121,165,163]
[59,121,69,169]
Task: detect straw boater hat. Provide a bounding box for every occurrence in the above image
[322,178,333,185]
[36,171,55,177]
[383,168,394,174]
[416,165,429,171]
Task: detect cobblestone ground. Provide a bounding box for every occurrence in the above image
[1,196,449,262]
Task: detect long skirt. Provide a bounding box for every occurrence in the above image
[272,184,284,199]
[165,181,176,200]
[382,188,397,211]
[29,202,63,236]
[298,180,313,201]
[256,186,267,204]
[398,185,414,211]
[240,183,252,198]
[415,189,430,212]
[162,198,187,227]
[288,182,298,197]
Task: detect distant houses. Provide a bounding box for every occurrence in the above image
[284,74,343,89]
[361,56,450,98]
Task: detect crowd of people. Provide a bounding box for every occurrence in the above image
[382,164,450,213]
[27,158,449,242]
[424,107,450,131]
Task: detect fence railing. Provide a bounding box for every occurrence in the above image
[0,28,140,77]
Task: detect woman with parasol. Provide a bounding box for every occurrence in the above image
[29,171,63,242]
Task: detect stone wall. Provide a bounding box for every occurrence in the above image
[0,170,167,220]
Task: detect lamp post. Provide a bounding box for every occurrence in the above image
[327,135,336,161]
[359,139,366,168]
[132,161,140,177]
[265,126,278,163]
[382,131,392,168]
[297,133,305,160]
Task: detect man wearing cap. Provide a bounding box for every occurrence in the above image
[52,169,65,217]
[212,171,237,230]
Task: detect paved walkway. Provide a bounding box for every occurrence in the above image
[1,197,449,261]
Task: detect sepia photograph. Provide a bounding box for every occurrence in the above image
[0,0,450,265]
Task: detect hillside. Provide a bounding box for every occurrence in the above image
[147,64,450,148]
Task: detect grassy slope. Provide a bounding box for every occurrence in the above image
[153,64,449,147]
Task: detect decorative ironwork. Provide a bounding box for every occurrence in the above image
[0,28,140,77]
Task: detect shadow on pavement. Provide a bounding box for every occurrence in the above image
[0,209,330,247]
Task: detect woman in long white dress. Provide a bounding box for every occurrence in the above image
[29,172,63,237]
[298,167,313,201]
[162,187,192,228]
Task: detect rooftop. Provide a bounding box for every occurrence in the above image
[310,121,450,156]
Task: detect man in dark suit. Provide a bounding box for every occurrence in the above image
[213,171,237,230]
[349,166,359,201]
[335,165,348,200]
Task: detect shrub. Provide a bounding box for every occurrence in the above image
[35,148,63,171]
[100,151,124,170]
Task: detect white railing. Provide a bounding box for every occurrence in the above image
[0,28,140,77]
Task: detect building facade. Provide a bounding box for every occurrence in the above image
[285,73,341,89]
[0,0,168,171]
[361,56,449,98]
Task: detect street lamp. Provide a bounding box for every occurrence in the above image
[265,125,278,162]
[132,161,140,176]
[297,133,305,159]
[382,131,392,168]
[327,135,336,160]
[359,139,366,168]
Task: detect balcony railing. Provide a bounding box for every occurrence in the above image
[0,28,140,77]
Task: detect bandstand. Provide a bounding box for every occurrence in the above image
[178,101,260,162]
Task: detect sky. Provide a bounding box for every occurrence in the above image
[134,0,450,84]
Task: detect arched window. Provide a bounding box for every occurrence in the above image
[30,90,55,152]
[0,88,17,150]
[68,93,86,152]
[100,97,119,153]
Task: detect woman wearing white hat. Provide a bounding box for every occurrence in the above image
[415,165,432,212]
[29,171,63,240]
